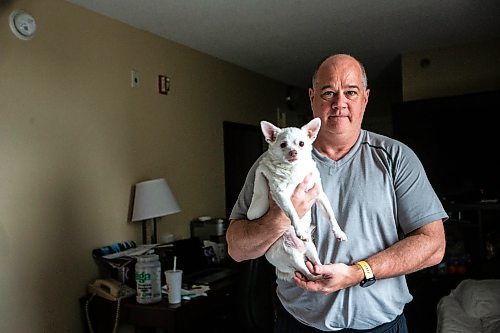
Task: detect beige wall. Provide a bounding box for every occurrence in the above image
[0,0,290,331]
[402,40,500,101]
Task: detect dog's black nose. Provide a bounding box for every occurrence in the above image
[289,150,297,157]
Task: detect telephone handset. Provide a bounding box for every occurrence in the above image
[88,278,135,301]
[86,279,135,333]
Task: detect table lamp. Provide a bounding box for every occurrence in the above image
[131,178,181,244]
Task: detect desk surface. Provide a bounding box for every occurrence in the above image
[84,276,238,333]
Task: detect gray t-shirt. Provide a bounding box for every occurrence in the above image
[230,129,448,330]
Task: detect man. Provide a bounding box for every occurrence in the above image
[226,54,447,332]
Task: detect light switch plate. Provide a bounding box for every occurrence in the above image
[131,70,139,88]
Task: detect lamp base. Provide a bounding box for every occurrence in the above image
[141,219,158,244]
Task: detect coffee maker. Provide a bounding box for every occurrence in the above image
[190,217,227,243]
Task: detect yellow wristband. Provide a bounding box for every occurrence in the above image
[355,260,376,287]
[356,260,374,279]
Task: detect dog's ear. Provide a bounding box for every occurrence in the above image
[302,118,321,141]
[260,121,280,143]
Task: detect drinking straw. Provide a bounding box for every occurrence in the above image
[173,256,177,271]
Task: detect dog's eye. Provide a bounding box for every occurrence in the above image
[280,142,287,148]
[299,141,304,147]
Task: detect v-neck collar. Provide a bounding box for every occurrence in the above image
[312,130,365,168]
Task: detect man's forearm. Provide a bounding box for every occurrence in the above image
[365,220,446,280]
[226,207,290,262]
[293,220,446,294]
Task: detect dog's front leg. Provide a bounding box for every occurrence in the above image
[272,191,308,240]
[247,170,270,220]
[304,240,321,265]
[316,192,347,241]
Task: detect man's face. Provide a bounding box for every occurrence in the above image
[308,56,370,138]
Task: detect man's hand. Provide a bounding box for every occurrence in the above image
[293,262,363,294]
[290,173,320,218]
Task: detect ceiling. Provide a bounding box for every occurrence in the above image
[66,0,500,89]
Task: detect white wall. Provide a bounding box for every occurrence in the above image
[0,0,290,331]
[402,40,500,101]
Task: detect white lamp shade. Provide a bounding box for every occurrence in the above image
[131,178,181,221]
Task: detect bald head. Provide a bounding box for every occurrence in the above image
[312,54,368,89]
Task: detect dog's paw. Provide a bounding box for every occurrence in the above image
[297,233,312,242]
[335,230,348,241]
[295,230,308,241]
[308,274,323,281]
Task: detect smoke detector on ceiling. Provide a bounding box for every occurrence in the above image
[9,10,37,40]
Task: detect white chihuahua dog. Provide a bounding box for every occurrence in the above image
[247,118,347,281]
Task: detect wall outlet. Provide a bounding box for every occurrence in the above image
[131,70,139,88]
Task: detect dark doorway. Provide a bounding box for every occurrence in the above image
[223,122,265,217]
